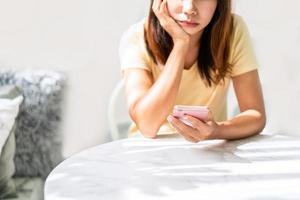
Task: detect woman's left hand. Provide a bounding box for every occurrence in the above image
[167,113,220,143]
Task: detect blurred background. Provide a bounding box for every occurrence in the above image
[0,0,299,159]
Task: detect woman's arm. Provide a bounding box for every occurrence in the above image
[167,69,266,142]
[124,41,188,138]
[216,69,266,140]
[123,0,191,138]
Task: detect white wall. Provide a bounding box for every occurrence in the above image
[231,0,300,136]
[0,0,299,157]
[0,0,149,157]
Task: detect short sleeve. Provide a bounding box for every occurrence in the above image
[230,15,258,77]
[119,20,151,74]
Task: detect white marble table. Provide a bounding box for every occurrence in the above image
[45,133,300,200]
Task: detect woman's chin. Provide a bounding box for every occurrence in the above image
[182,28,202,36]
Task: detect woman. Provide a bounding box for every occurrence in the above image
[119,0,266,142]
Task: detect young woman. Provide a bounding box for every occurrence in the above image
[119,0,266,142]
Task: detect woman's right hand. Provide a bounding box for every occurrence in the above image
[152,0,190,45]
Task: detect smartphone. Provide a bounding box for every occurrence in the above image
[172,105,209,126]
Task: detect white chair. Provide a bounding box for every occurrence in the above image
[108,79,132,140]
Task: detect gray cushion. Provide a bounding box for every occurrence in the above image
[0,86,23,199]
[0,69,66,179]
[0,125,17,199]
[11,177,44,200]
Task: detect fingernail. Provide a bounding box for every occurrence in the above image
[167,115,172,122]
[183,115,189,120]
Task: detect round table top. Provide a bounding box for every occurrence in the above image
[45,133,300,200]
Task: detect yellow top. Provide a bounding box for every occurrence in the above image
[119,14,258,137]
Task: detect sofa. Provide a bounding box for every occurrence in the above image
[0,69,66,200]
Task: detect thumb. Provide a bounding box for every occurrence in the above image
[206,109,214,122]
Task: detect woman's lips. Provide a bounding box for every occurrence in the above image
[177,20,199,28]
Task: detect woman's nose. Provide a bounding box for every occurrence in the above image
[182,0,197,15]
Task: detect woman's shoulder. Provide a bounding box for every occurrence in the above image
[120,18,147,43]
[231,14,249,37]
[119,18,154,71]
[229,14,258,77]
[232,14,244,24]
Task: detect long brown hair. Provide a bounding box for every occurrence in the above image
[145,0,233,86]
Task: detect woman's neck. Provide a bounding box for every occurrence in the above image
[183,32,202,70]
[189,31,202,50]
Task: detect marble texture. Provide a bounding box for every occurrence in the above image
[45,133,300,200]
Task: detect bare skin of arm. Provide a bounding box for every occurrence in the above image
[216,69,266,140]
[167,69,266,142]
[123,0,191,138]
[124,42,188,138]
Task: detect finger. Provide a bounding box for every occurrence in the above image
[206,109,213,122]
[168,116,199,143]
[153,0,162,12]
[159,0,167,13]
[184,115,206,130]
[162,0,170,16]
[185,115,215,140]
[168,116,193,139]
[160,0,171,21]
[172,116,196,132]
[172,123,198,143]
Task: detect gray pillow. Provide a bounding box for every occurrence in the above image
[0,86,23,199]
[0,125,17,199]
[0,69,66,179]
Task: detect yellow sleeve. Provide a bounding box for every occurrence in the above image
[119,20,151,74]
[230,14,259,77]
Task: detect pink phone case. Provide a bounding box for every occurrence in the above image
[172,105,209,122]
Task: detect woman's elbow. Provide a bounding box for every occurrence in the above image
[137,121,160,139]
[130,112,159,138]
[257,111,267,134]
[129,105,162,139]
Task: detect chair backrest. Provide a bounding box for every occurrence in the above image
[108,79,132,140]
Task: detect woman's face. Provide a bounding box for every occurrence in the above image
[167,0,218,36]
